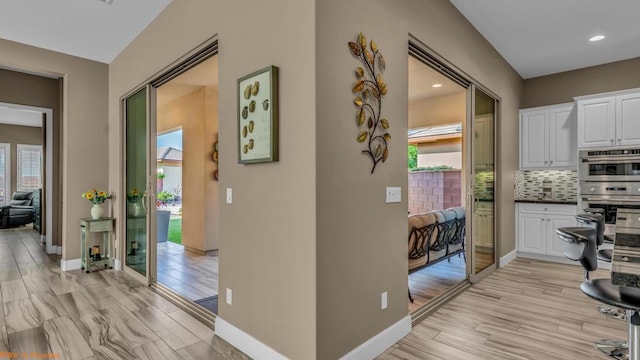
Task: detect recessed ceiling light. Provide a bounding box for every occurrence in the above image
[589,35,605,42]
[432,83,442,88]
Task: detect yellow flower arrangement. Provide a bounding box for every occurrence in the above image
[81,189,112,205]
[127,188,144,203]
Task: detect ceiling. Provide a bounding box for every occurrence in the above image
[408,56,465,101]
[449,0,640,79]
[157,56,218,107]
[0,0,172,63]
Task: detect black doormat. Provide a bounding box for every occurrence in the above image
[195,295,218,314]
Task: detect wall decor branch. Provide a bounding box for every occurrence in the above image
[348,32,390,174]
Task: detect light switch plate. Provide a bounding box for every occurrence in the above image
[381,291,387,310]
[226,188,232,204]
[226,288,232,305]
[386,187,401,203]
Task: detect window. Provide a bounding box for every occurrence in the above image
[0,143,9,205]
[17,144,42,192]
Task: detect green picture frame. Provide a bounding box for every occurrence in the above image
[237,65,279,164]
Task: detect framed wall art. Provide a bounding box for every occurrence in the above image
[237,65,279,164]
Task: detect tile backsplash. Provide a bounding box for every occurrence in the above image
[515,169,577,201]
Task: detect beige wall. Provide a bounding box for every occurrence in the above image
[157,87,219,252]
[0,41,108,257]
[108,0,316,358]
[316,0,523,357]
[523,57,640,108]
[0,124,43,196]
[409,92,466,129]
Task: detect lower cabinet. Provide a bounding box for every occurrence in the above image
[517,203,576,258]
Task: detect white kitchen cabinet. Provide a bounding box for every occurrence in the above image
[516,203,577,258]
[474,202,494,249]
[576,89,640,148]
[474,114,494,169]
[520,104,576,169]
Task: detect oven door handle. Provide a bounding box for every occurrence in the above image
[581,197,640,203]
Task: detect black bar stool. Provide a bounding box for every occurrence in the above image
[556,224,640,360]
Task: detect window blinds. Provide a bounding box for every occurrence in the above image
[17,144,42,192]
[0,143,8,205]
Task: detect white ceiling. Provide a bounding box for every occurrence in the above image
[409,56,465,101]
[449,0,640,79]
[0,0,172,63]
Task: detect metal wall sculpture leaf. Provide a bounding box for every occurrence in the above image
[348,32,391,174]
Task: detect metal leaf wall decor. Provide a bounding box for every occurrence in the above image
[348,32,390,174]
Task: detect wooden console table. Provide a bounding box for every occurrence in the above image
[80,217,114,272]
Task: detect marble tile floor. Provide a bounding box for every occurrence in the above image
[157,242,218,303]
[0,227,249,359]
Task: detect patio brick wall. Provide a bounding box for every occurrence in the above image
[408,170,462,215]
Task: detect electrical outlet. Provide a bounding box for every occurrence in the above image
[381,291,387,310]
[226,288,233,305]
[226,188,233,204]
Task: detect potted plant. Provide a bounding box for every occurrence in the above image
[81,189,112,219]
[156,190,173,242]
[156,172,166,192]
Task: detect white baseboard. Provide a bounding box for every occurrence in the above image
[516,252,577,265]
[340,315,411,360]
[499,250,517,267]
[60,258,81,271]
[215,317,287,360]
[113,258,121,271]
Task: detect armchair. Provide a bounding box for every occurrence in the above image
[0,191,34,229]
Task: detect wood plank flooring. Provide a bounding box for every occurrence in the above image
[409,255,467,312]
[156,242,218,302]
[0,227,247,359]
[384,258,627,360]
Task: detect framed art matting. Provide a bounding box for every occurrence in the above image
[237,65,279,164]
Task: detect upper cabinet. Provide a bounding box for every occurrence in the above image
[520,103,576,169]
[576,89,640,148]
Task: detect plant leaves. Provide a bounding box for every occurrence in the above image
[364,49,373,65]
[367,117,373,129]
[358,32,367,49]
[356,108,365,127]
[376,73,384,87]
[379,53,386,71]
[383,133,391,142]
[348,42,361,57]
[352,79,365,92]
[380,118,389,129]
[357,131,368,143]
[374,144,382,158]
[382,148,389,162]
[362,89,371,102]
[355,67,364,78]
[370,39,378,52]
[354,97,364,106]
[371,87,380,99]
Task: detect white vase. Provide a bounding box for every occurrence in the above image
[91,204,104,219]
[128,201,144,217]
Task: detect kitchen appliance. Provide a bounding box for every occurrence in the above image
[579,147,640,182]
[578,148,640,239]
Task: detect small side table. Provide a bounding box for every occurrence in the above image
[80,217,114,273]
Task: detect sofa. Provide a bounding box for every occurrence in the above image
[408,207,466,302]
[0,191,34,229]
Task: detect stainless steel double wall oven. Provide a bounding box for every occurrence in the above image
[579,147,640,235]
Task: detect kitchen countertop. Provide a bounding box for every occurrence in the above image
[515,199,578,205]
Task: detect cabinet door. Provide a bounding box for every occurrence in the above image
[475,118,488,168]
[577,97,615,148]
[520,110,548,168]
[617,93,640,147]
[549,106,577,168]
[518,212,547,254]
[546,214,576,258]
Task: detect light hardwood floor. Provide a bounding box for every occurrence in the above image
[157,242,218,302]
[385,257,627,360]
[0,227,247,359]
[409,255,467,312]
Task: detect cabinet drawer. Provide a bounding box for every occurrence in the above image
[85,220,112,232]
[518,203,576,215]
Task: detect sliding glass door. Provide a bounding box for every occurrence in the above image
[124,86,157,284]
[469,86,497,282]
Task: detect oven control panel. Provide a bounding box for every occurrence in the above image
[580,182,640,196]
